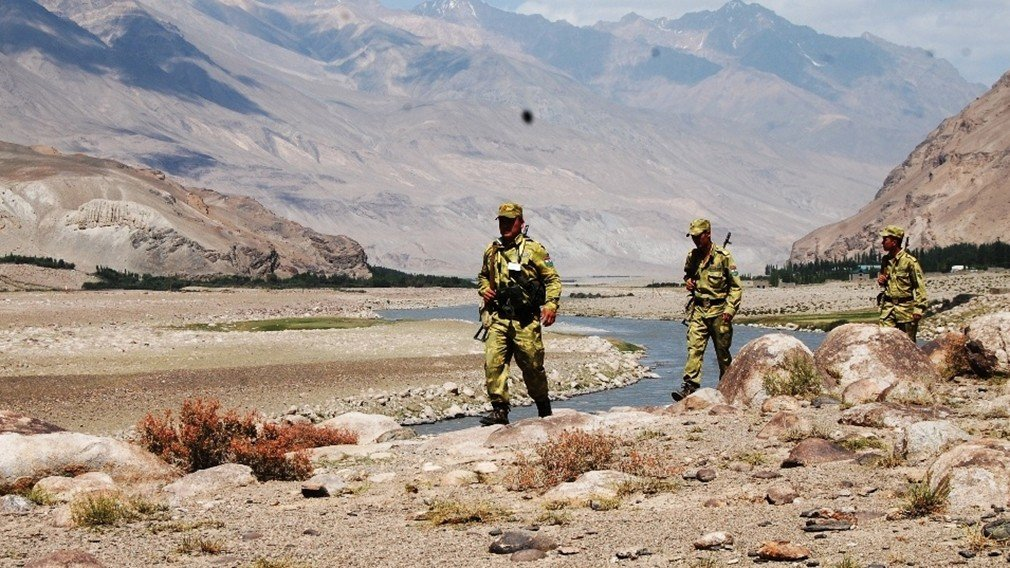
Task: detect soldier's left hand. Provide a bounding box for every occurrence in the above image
[912,313,922,321]
[721,312,733,324]
[541,307,556,327]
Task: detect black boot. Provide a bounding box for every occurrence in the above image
[479,402,510,426]
[535,399,553,418]
[671,381,700,402]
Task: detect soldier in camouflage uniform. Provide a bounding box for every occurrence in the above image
[877,225,927,341]
[673,218,743,401]
[477,202,562,426]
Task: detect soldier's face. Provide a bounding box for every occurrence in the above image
[692,231,711,248]
[498,216,523,241]
[882,236,900,253]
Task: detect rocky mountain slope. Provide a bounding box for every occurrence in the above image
[0,142,369,278]
[0,0,984,275]
[790,70,1010,264]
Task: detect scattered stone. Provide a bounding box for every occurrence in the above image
[898,420,970,463]
[318,412,401,444]
[303,529,320,536]
[35,472,116,503]
[965,313,1010,375]
[0,410,65,435]
[542,470,638,504]
[0,494,33,513]
[557,547,579,555]
[442,470,479,486]
[983,518,1010,541]
[163,463,256,502]
[489,531,557,554]
[758,411,811,440]
[755,541,811,561]
[301,474,347,498]
[694,531,734,550]
[766,481,798,505]
[782,438,856,467]
[752,470,782,480]
[697,468,717,482]
[241,532,263,540]
[510,549,545,562]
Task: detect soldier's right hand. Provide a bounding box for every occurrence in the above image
[684,278,696,292]
[876,274,888,286]
[481,288,497,302]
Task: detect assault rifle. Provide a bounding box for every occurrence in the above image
[681,231,732,326]
[474,224,531,341]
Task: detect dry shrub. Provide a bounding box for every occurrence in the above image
[507,430,617,492]
[616,450,680,479]
[137,398,357,481]
[763,353,822,399]
[901,472,951,518]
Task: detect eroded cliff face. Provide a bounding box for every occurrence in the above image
[0,142,370,279]
[790,71,1010,264]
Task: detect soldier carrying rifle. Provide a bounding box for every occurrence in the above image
[476,202,561,426]
[673,218,742,401]
[877,225,927,341]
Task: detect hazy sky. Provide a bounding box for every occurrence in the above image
[380,0,1008,85]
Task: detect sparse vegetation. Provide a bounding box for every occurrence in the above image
[136,398,357,481]
[249,558,310,568]
[507,430,617,492]
[568,291,634,299]
[830,556,861,568]
[838,436,888,452]
[70,492,165,527]
[733,451,768,466]
[149,520,226,534]
[0,254,75,270]
[738,309,878,331]
[762,353,822,398]
[607,338,644,353]
[963,523,996,552]
[588,496,621,511]
[425,499,511,526]
[183,316,387,332]
[177,536,224,555]
[535,509,572,526]
[901,473,951,518]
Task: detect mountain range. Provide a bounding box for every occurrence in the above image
[790,70,1010,264]
[0,0,986,276]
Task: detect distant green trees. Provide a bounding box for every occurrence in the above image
[765,241,1010,285]
[0,254,75,270]
[82,265,473,290]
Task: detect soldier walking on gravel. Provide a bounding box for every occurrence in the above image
[674,218,742,401]
[877,225,927,341]
[477,202,562,426]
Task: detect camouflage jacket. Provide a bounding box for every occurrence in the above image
[478,234,561,313]
[684,245,743,317]
[880,249,927,316]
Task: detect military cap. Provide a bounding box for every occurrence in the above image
[496,202,523,219]
[880,225,905,239]
[687,218,711,237]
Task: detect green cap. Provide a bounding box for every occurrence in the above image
[496,202,523,219]
[687,218,711,237]
[880,225,905,239]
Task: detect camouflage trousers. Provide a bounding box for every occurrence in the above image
[484,313,549,405]
[682,310,733,387]
[879,301,919,342]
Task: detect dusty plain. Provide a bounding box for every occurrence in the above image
[3,268,1010,567]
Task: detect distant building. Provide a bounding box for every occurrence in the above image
[950,265,966,271]
[748,277,770,289]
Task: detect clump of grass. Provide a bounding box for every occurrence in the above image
[607,338,644,353]
[177,536,224,555]
[507,430,617,492]
[831,556,861,568]
[964,523,995,553]
[426,499,511,526]
[535,509,572,526]
[901,473,951,518]
[149,520,226,534]
[588,496,621,511]
[838,436,888,452]
[864,449,905,469]
[71,493,138,527]
[733,451,768,466]
[689,557,718,568]
[763,353,822,399]
[616,478,678,497]
[136,398,357,481]
[23,487,56,506]
[616,450,679,479]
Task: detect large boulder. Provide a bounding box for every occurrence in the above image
[0,432,176,485]
[717,334,819,408]
[898,421,970,464]
[965,312,1010,376]
[814,324,939,401]
[922,332,974,379]
[485,410,600,449]
[927,439,1010,516]
[317,412,397,444]
[840,402,952,429]
[162,463,256,502]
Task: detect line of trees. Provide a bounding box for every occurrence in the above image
[82,265,473,290]
[0,254,75,270]
[765,241,1010,285]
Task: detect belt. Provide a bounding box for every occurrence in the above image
[695,297,726,308]
[883,295,913,303]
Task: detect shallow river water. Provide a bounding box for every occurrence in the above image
[379,305,825,435]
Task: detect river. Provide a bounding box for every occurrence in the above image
[378,305,826,435]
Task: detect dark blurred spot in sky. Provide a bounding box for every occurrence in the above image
[522,110,534,124]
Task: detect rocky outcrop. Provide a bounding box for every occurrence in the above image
[0,142,369,279]
[814,324,939,402]
[717,334,818,408]
[965,312,1010,375]
[790,70,1010,263]
[927,438,1010,516]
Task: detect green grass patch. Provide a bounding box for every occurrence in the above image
[737,309,878,331]
[607,338,644,353]
[182,316,388,332]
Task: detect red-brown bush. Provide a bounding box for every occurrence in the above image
[136,398,358,481]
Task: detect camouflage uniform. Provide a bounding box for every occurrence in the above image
[681,219,743,391]
[878,226,927,341]
[478,219,561,410]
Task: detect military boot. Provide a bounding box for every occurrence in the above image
[671,381,700,402]
[535,399,552,418]
[479,402,510,426]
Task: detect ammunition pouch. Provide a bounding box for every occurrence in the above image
[496,270,545,322]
